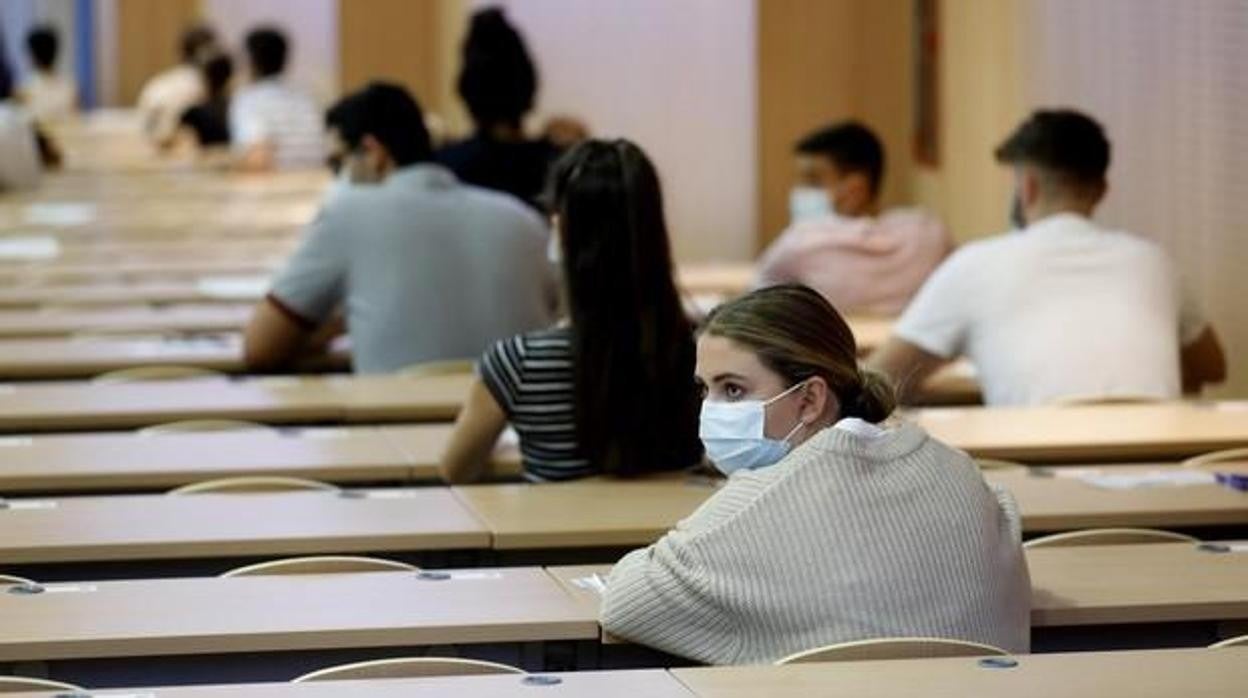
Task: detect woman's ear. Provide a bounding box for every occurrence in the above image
[800,376,838,424]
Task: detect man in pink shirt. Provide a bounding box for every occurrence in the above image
[757,121,950,316]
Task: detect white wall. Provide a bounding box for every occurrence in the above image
[470,0,758,263]
[200,0,339,105]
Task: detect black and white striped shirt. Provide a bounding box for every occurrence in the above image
[479,328,594,481]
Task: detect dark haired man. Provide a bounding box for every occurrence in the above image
[757,120,949,315]
[870,109,1225,405]
[244,83,556,373]
[229,26,322,170]
[20,25,76,122]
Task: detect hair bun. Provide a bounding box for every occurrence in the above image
[849,369,896,423]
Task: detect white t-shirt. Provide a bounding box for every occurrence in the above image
[21,72,77,123]
[229,78,324,170]
[0,102,41,192]
[894,213,1207,406]
[136,64,204,143]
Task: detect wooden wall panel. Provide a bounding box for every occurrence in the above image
[338,0,447,115]
[115,0,201,106]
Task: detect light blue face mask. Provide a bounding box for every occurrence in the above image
[788,186,833,224]
[700,381,808,476]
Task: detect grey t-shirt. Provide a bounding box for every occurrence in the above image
[268,164,558,373]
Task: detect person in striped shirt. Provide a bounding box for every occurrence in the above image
[440,139,704,483]
[229,26,323,171]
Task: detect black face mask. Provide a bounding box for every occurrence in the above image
[1009,192,1026,230]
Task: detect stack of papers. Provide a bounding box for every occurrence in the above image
[1073,469,1217,490]
[0,235,61,260]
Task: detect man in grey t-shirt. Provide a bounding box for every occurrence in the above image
[243,82,557,374]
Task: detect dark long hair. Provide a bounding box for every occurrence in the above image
[548,140,703,475]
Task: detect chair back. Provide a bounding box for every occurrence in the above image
[293,657,524,682]
[1024,528,1199,549]
[222,556,416,578]
[777,637,1010,664]
[168,476,339,495]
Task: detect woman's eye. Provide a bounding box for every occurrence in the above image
[724,383,745,400]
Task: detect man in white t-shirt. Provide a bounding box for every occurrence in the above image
[229,26,323,171]
[868,110,1226,406]
[136,25,217,147]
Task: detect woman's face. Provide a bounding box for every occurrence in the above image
[695,334,808,441]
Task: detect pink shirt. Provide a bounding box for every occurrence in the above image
[756,209,951,315]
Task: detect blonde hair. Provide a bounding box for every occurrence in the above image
[703,285,895,423]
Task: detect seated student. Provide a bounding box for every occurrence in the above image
[0,50,40,192]
[178,53,233,149]
[440,140,703,483]
[868,110,1227,406]
[757,121,949,316]
[229,26,323,171]
[243,82,557,373]
[20,25,76,123]
[137,25,218,148]
[437,8,581,210]
[601,285,1030,664]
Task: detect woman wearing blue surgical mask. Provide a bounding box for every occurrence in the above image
[601,284,1030,665]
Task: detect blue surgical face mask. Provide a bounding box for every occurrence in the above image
[700,381,808,475]
[788,186,834,224]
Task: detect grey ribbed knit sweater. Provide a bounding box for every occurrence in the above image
[600,420,1031,665]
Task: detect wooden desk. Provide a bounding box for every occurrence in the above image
[549,541,1248,631]
[0,568,596,662]
[1029,541,1248,627]
[0,488,489,565]
[0,280,267,308]
[670,647,1248,698]
[0,305,252,339]
[676,263,755,297]
[0,374,471,433]
[457,464,1246,554]
[0,259,280,286]
[986,466,1248,532]
[382,424,524,480]
[915,401,1248,462]
[0,671,694,697]
[453,476,720,550]
[0,239,292,267]
[0,335,348,380]
[0,377,346,432]
[0,427,409,493]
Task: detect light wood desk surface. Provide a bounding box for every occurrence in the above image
[0,488,489,564]
[0,377,346,432]
[0,334,348,380]
[1029,541,1248,626]
[453,476,722,550]
[0,239,293,267]
[676,263,755,297]
[0,259,281,286]
[457,464,1247,551]
[0,280,267,309]
[0,427,409,493]
[381,424,524,481]
[0,374,472,432]
[550,541,1248,630]
[986,465,1248,531]
[0,304,253,339]
[915,401,1248,462]
[670,647,1248,698]
[0,568,596,662]
[2,671,692,698]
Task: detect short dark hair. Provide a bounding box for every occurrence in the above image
[180,25,217,64]
[795,121,886,196]
[995,109,1110,187]
[26,25,58,70]
[326,82,433,167]
[201,53,233,96]
[457,8,536,128]
[245,26,288,78]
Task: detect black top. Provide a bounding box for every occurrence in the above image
[436,134,560,210]
[180,99,230,147]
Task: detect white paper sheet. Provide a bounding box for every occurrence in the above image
[571,574,608,595]
[196,275,270,300]
[1076,469,1217,490]
[0,235,61,260]
[23,203,97,227]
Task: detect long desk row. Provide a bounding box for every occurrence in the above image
[1,468,1245,568]
[7,649,1247,698]
[0,545,1245,668]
